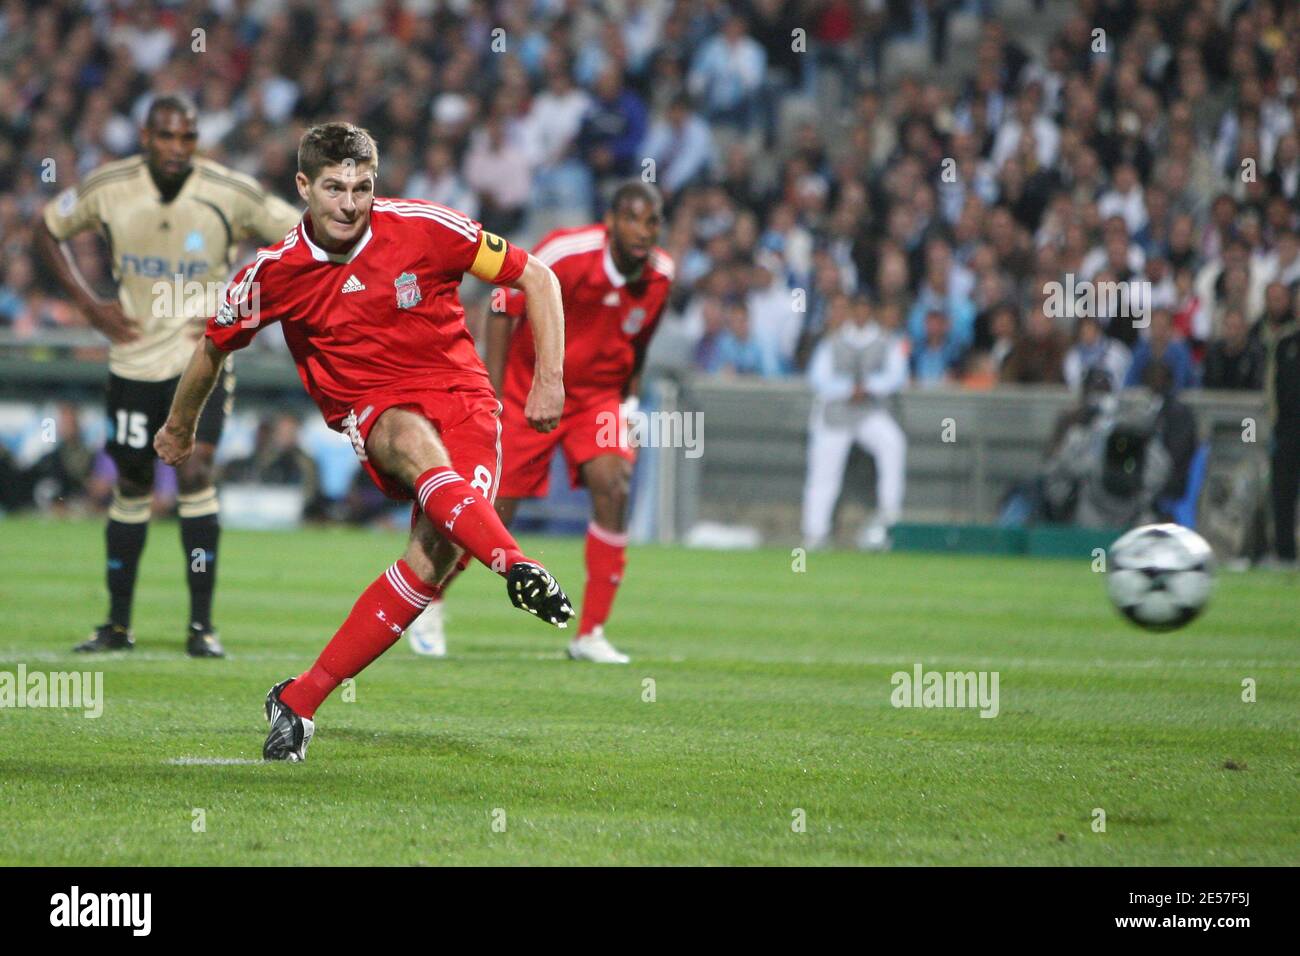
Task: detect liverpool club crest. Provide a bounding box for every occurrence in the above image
[394,272,422,309]
[622,307,647,335]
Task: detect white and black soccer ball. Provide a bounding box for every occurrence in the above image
[1105,523,1215,631]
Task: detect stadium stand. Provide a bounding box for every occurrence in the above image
[1,0,1296,556]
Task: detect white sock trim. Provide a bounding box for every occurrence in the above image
[385,563,432,609]
[587,521,629,547]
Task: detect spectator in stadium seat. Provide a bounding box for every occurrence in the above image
[906,238,976,353]
[239,61,299,127]
[1001,138,1062,230]
[1081,216,1146,284]
[577,67,649,186]
[982,18,1031,93]
[1161,130,1216,221]
[1267,131,1300,204]
[687,14,766,131]
[1202,307,1265,390]
[362,86,422,158]
[1096,162,1147,236]
[796,253,850,368]
[405,142,479,219]
[958,303,1017,390]
[640,95,716,201]
[708,299,781,378]
[692,295,728,373]
[1263,194,1294,247]
[1259,230,1300,292]
[462,112,532,234]
[1171,265,1209,345]
[1126,308,1197,392]
[522,57,594,213]
[196,79,238,149]
[984,205,1036,285]
[745,255,798,373]
[1064,315,1132,393]
[1001,308,1068,385]
[1199,194,1239,264]
[986,303,1018,374]
[910,309,963,388]
[1144,256,1179,315]
[1215,263,1256,333]
[1100,272,1155,353]
[991,86,1060,172]
[428,54,478,151]
[1253,281,1297,345]
[573,18,626,90]
[1059,143,1107,210]
[108,4,174,73]
[0,252,33,326]
[1165,213,1200,274]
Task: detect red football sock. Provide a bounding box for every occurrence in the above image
[579,521,628,636]
[281,559,435,718]
[415,467,525,574]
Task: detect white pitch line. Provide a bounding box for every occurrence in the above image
[167,757,263,766]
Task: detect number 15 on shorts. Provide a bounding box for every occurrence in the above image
[114,410,149,449]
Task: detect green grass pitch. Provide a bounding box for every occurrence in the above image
[0,516,1296,865]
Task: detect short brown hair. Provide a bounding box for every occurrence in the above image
[298,122,379,182]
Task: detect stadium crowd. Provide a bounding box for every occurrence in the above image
[1,0,1297,396]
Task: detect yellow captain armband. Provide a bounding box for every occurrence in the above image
[468,230,509,282]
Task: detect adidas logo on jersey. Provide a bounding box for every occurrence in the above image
[603,291,620,306]
[341,275,366,294]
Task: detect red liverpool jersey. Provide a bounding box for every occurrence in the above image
[206,198,528,429]
[500,224,673,405]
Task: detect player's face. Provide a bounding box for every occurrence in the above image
[606,197,662,273]
[297,162,375,249]
[141,110,198,183]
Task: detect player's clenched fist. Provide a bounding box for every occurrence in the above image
[153,419,195,466]
[524,379,564,433]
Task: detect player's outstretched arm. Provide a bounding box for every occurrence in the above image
[154,337,225,466]
[506,254,565,433]
[33,219,140,344]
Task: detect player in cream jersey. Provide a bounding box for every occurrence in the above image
[36,95,300,657]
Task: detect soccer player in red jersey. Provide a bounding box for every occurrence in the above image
[153,123,574,761]
[406,182,673,664]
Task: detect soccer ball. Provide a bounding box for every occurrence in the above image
[1105,523,1215,631]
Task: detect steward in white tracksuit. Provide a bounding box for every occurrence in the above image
[801,317,909,548]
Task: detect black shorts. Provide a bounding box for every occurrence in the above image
[105,361,233,480]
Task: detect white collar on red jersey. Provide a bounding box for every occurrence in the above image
[602,243,628,288]
[299,215,374,264]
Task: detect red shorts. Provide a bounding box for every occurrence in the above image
[339,385,502,502]
[498,389,634,499]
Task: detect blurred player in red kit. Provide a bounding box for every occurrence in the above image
[154,122,574,760]
[406,182,673,663]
